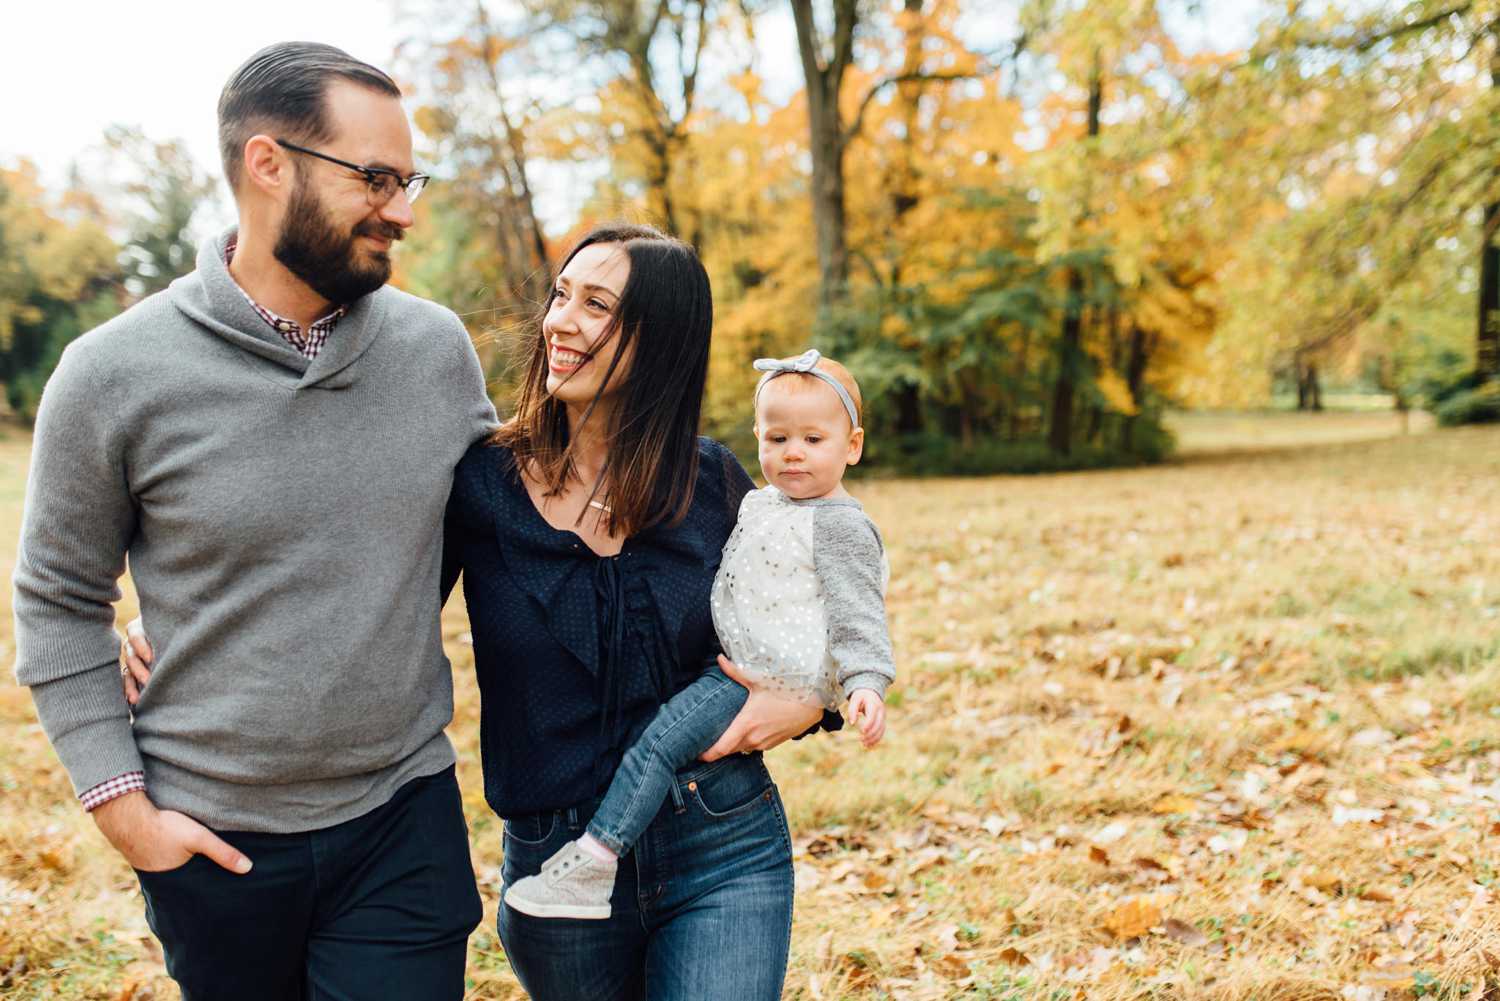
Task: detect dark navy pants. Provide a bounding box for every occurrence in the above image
[498,753,794,1001]
[134,766,482,1001]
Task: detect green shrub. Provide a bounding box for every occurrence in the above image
[1434,380,1500,426]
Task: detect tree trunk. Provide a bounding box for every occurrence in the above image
[891,0,924,226]
[1479,40,1500,381]
[809,110,850,308]
[1296,361,1324,411]
[1048,54,1102,456]
[1478,203,1500,381]
[1121,325,1148,451]
[894,382,923,433]
[1010,322,1032,440]
[475,2,549,302]
[791,0,858,310]
[1048,268,1085,454]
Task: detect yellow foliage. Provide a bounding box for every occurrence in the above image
[0,161,119,350]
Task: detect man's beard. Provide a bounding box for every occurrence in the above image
[272,180,402,306]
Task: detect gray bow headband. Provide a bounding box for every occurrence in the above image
[752,349,860,428]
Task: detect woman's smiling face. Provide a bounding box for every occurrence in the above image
[543,242,633,405]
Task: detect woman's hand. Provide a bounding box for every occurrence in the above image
[121,617,154,706]
[700,655,823,762]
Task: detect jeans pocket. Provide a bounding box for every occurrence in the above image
[134,852,208,879]
[502,813,564,888]
[686,759,774,819]
[503,813,559,846]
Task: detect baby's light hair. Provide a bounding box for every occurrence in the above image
[754,355,864,430]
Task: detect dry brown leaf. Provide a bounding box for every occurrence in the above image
[997,947,1030,967]
[1162,918,1207,947]
[1153,794,1198,814]
[1102,897,1161,941]
[1361,966,1417,989]
[839,952,879,990]
[1303,870,1342,892]
[934,954,970,980]
[930,923,960,955]
[1089,845,1111,865]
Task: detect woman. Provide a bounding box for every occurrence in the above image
[124,222,833,997]
[443,223,836,998]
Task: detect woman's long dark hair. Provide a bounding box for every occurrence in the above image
[492,223,712,537]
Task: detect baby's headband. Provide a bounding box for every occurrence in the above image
[752,349,861,429]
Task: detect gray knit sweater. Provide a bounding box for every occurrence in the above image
[12,229,496,832]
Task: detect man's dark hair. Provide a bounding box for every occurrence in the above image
[218,42,401,191]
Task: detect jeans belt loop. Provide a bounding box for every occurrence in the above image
[669,778,686,815]
[565,806,580,831]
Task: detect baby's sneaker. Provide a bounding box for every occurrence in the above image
[504,840,616,920]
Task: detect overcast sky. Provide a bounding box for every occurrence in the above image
[2,6,406,185]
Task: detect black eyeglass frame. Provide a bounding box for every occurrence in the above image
[275,139,431,205]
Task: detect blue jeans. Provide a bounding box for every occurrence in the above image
[497,753,794,1001]
[587,666,749,856]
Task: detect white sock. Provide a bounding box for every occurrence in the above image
[577,832,618,862]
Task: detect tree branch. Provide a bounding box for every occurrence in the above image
[842,67,996,145]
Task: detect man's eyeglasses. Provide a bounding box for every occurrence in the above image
[276,139,430,206]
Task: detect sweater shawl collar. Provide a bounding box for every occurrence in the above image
[167,227,389,390]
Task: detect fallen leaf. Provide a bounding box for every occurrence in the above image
[1102,897,1161,941]
[1153,794,1198,815]
[1089,845,1110,865]
[1161,918,1207,947]
[930,923,960,955]
[1303,870,1342,892]
[1093,820,1129,844]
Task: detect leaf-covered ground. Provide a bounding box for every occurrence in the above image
[2,417,1498,1000]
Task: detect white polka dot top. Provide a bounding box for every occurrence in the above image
[710,485,895,710]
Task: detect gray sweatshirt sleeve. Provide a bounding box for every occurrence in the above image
[12,339,144,795]
[813,505,895,700]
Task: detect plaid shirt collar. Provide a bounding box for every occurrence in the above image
[224,236,346,360]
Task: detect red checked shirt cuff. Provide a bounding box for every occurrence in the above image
[79,772,146,811]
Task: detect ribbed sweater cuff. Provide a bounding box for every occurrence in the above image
[27,663,143,796]
[841,672,890,702]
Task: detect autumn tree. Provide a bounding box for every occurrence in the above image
[529,0,714,243]
[1194,1,1499,417]
[399,0,553,346]
[0,161,120,420]
[93,126,218,297]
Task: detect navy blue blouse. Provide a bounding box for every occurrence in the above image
[442,436,838,818]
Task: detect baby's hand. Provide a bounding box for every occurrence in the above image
[848,689,886,748]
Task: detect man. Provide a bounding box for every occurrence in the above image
[12,42,495,999]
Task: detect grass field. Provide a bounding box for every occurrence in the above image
[3,414,1499,1000]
